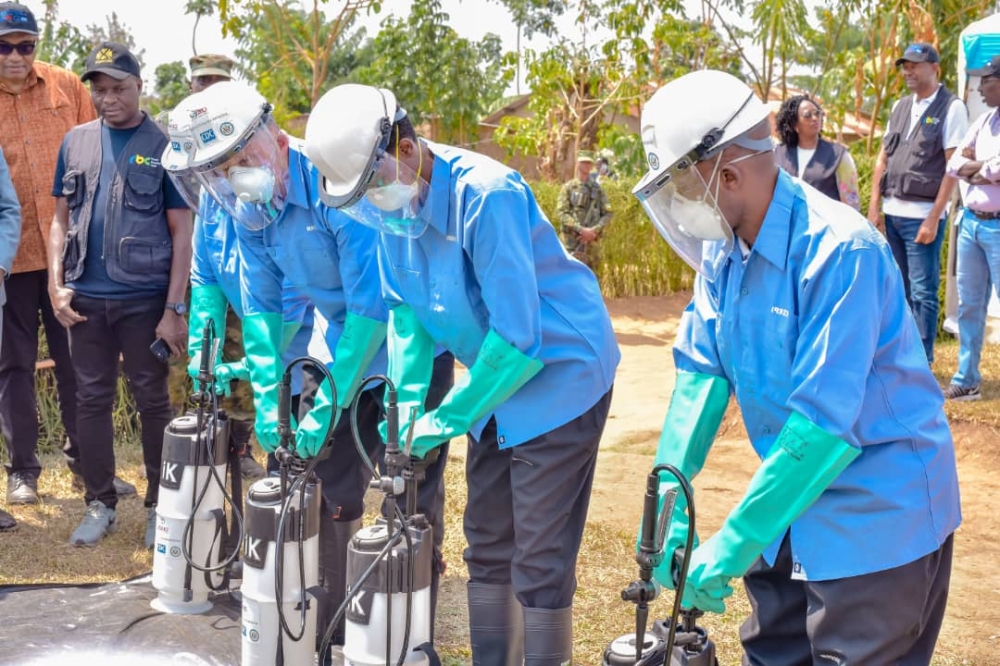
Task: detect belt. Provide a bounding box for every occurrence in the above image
[970,209,1000,220]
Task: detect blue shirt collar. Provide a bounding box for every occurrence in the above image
[284,140,311,211]
[420,142,454,236]
[750,169,798,271]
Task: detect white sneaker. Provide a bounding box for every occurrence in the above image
[70,500,117,547]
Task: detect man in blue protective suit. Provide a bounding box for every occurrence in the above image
[160,95,314,484]
[632,69,960,665]
[181,81,454,647]
[304,83,621,666]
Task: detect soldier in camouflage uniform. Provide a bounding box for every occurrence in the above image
[188,54,235,92]
[557,151,613,270]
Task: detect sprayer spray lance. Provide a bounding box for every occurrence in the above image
[240,356,333,666]
[151,317,243,615]
[621,472,675,661]
[605,464,716,666]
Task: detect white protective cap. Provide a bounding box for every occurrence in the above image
[634,69,771,193]
[161,94,205,173]
[304,83,405,208]
[186,80,271,170]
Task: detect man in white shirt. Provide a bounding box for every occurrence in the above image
[868,43,969,364]
[942,54,1000,401]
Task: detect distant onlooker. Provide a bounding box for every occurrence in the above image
[868,42,969,364]
[596,156,617,183]
[557,151,613,270]
[943,54,1000,402]
[774,94,861,211]
[188,53,234,92]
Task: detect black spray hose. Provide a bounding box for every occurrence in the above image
[272,356,338,646]
[627,463,696,666]
[182,318,245,583]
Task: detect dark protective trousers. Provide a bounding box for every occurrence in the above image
[308,351,454,534]
[0,270,81,477]
[463,387,613,609]
[741,532,954,666]
[68,294,173,509]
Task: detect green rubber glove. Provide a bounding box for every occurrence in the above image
[643,372,730,591]
[404,329,543,459]
[379,305,436,445]
[295,313,387,458]
[187,285,228,391]
[681,411,861,613]
[243,312,284,453]
[211,357,250,396]
[281,321,302,353]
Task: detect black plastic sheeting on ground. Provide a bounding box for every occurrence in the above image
[0,574,242,665]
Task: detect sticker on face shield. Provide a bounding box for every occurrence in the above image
[648,152,660,170]
[220,122,235,136]
[200,128,217,143]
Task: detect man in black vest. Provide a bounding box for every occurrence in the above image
[868,43,968,364]
[47,43,192,548]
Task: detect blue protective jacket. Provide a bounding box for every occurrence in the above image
[192,193,314,391]
[675,170,961,580]
[236,139,388,381]
[379,142,620,448]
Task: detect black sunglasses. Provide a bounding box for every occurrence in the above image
[0,41,36,56]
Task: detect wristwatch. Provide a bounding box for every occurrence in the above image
[165,301,188,316]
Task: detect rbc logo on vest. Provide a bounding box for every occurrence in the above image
[129,153,161,168]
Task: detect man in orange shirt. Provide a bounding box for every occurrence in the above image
[0,3,134,528]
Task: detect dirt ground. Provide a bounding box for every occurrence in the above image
[2,293,998,664]
[586,293,1000,665]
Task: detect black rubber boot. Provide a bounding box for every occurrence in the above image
[229,419,265,481]
[0,507,16,532]
[319,514,361,647]
[524,606,574,666]
[468,582,524,666]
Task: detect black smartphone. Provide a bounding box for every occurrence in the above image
[149,338,171,364]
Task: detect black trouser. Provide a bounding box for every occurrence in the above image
[741,532,954,666]
[312,352,455,533]
[463,387,613,609]
[0,270,80,478]
[68,294,173,509]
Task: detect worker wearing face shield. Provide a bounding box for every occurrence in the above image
[161,95,316,482]
[633,69,960,664]
[179,81,454,647]
[304,83,621,666]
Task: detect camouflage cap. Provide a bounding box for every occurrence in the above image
[576,150,595,163]
[189,54,235,79]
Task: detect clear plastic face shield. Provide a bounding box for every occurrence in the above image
[633,95,773,281]
[161,135,202,211]
[318,97,429,239]
[192,116,288,231]
[160,106,203,210]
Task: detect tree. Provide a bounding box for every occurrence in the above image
[146,61,191,116]
[356,0,509,145]
[185,0,216,55]
[35,0,90,73]
[218,0,379,118]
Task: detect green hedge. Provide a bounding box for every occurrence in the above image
[531,179,695,298]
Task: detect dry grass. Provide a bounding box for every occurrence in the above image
[3,337,999,664]
[932,337,1000,429]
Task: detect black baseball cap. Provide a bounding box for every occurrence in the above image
[895,43,940,67]
[969,54,1000,79]
[81,42,142,82]
[0,2,38,37]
